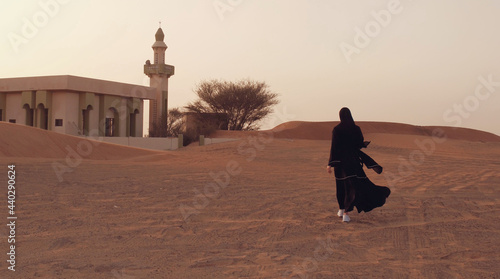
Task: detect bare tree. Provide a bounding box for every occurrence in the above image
[185,79,279,130]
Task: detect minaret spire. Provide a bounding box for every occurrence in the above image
[144,25,175,136]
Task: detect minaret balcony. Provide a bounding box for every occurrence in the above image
[144,63,175,77]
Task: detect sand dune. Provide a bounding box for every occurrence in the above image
[269,121,500,142]
[2,121,498,160]
[0,122,161,159]
[211,121,500,142]
[1,121,499,278]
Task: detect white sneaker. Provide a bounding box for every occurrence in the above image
[342,215,350,222]
[337,209,345,218]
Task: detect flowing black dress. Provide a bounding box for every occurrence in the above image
[328,123,391,213]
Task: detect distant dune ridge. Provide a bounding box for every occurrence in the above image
[1,121,499,159]
[213,121,500,142]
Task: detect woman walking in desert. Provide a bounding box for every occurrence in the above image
[327,107,391,222]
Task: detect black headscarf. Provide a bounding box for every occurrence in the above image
[329,107,364,167]
[339,107,355,126]
[334,107,363,153]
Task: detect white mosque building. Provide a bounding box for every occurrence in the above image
[0,27,174,138]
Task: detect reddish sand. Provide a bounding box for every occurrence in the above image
[0,121,499,278]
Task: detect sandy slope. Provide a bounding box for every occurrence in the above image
[0,122,162,160]
[0,122,499,278]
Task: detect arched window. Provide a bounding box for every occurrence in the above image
[23,104,34,126]
[129,109,140,137]
[105,108,118,137]
[36,104,48,130]
[82,105,92,136]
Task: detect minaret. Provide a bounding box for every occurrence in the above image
[144,24,175,132]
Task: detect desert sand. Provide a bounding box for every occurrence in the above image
[1,121,499,278]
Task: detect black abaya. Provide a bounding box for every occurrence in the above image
[328,122,391,213]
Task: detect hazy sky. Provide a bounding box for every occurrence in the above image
[1,0,499,135]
